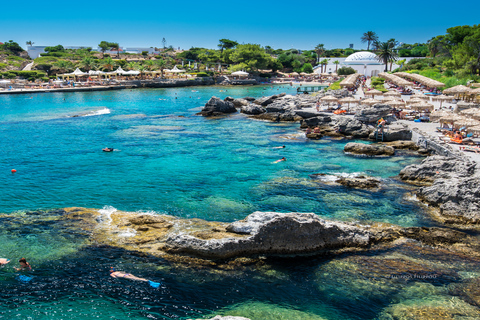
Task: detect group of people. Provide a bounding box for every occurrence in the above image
[0,257,31,271]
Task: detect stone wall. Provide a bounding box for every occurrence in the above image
[411,127,461,158]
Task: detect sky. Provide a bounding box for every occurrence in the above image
[1,0,479,51]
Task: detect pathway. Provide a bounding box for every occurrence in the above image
[22,62,34,71]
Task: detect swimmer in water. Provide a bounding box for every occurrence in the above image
[14,258,32,271]
[273,146,285,149]
[273,157,286,163]
[110,267,161,287]
[0,258,10,266]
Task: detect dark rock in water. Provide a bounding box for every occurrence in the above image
[335,117,372,138]
[368,123,412,141]
[399,156,475,186]
[449,277,480,308]
[295,110,324,119]
[344,142,395,156]
[164,211,372,259]
[354,104,392,123]
[243,96,256,101]
[306,132,323,139]
[224,96,235,102]
[199,96,237,116]
[241,104,266,115]
[336,176,381,189]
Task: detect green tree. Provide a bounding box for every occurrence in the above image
[337,66,356,75]
[109,43,120,58]
[374,40,398,72]
[101,57,116,71]
[78,56,96,71]
[98,41,112,57]
[361,31,378,50]
[45,45,65,53]
[52,60,73,73]
[230,44,272,71]
[315,44,325,64]
[155,59,166,78]
[26,41,34,47]
[218,39,238,52]
[302,63,313,73]
[3,40,24,54]
[333,60,340,72]
[321,59,329,73]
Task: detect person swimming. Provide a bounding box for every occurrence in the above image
[110,267,161,287]
[0,258,10,266]
[273,146,285,149]
[14,258,32,271]
[273,157,286,163]
[103,147,114,152]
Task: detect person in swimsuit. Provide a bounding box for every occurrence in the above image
[273,157,286,163]
[110,268,149,282]
[0,258,10,266]
[273,146,285,149]
[14,258,32,271]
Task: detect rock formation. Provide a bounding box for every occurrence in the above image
[354,104,392,123]
[199,97,237,116]
[344,142,395,156]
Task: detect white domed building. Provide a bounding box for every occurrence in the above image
[341,51,384,77]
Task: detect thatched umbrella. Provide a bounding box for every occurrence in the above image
[470,88,480,95]
[407,98,423,105]
[382,96,396,101]
[339,97,358,112]
[411,93,430,100]
[360,98,380,106]
[387,100,406,108]
[439,114,464,124]
[384,91,401,97]
[460,108,479,116]
[320,95,339,105]
[454,118,480,128]
[430,110,452,121]
[466,125,480,134]
[444,85,471,95]
[365,89,383,96]
[411,102,434,112]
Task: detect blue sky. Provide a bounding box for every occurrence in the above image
[1,0,479,51]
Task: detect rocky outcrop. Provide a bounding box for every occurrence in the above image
[253,94,281,106]
[400,155,480,224]
[368,122,412,141]
[300,115,332,128]
[336,176,381,189]
[240,104,266,115]
[354,104,392,123]
[198,97,237,116]
[190,316,251,320]
[399,156,475,185]
[164,211,372,259]
[335,118,372,138]
[344,142,395,156]
[381,140,419,150]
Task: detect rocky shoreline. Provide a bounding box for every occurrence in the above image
[199,90,480,227]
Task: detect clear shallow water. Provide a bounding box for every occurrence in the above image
[2,86,474,320]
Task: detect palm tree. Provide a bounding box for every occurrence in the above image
[135,63,147,79]
[126,62,137,70]
[53,60,73,73]
[361,31,378,50]
[101,57,116,71]
[374,41,398,72]
[78,56,96,71]
[26,41,34,47]
[155,59,166,78]
[315,44,325,64]
[321,59,329,73]
[144,59,156,71]
[333,60,340,72]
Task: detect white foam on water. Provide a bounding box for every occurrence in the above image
[314,171,366,182]
[82,107,111,117]
[97,205,117,225]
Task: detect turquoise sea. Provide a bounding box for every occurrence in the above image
[1,86,478,320]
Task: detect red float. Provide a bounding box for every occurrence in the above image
[11,169,16,173]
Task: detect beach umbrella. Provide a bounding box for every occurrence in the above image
[407,98,423,104]
[470,88,480,95]
[411,93,429,100]
[0,79,11,88]
[360,98,380,105]
[365,89,383,96]
[444,85,471,95]
[454,118,480,128]
[410,102,434,111]
[466,125,480,134]
[460,108,479,116]
[320,95,338,105]
[384,91,401,97]
[430,110,452,121]
[439,114,464,124]
[382,96,396,101]
[386,100,406,108]
[339,97,358,112]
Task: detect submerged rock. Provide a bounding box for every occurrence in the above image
[344,142,395,156]
[199,97,237,116]
[336,175,381,189]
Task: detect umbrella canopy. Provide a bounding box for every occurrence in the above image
[290,72,299,76]
[454,118,480,128]
[365,89,383,96]
[439,114,464,123]
[166,66,186,73]
[460,108,479,116]
[466,125,480,133]
[360,98,380,105]
[384,91,401,97]
[320,95,338,102]
[470,88,480,95]
[382,96,396,101]
[407,98,423,104]
[231,70,249,76]
[444,85,471,95]
[89,70,105,75]
[430,110,452,121]
[339,97,358,103]
[431,95,454,101]
[410,102,434,111]
[386,100,405,107]
[66,68,88,76]
[411,93,430,100]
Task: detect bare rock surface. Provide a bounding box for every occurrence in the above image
[354,104,392,123]
[199,97,237,116]
[344,142,395,156]
[164,211,372,258]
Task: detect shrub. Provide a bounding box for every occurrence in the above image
[302,63,313,74]
[0,62,7,69]
[259,72,272,78]
[337,66,356,75]
[195,72,209,77]
[329,80,341,90]
[371,77,385,87]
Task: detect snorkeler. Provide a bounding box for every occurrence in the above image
[110,267,161,287]
[0,258,10,266]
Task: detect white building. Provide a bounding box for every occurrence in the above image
[27,46,97,59]
[124,47,159,54]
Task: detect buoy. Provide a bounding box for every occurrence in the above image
[11,169,16,173]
